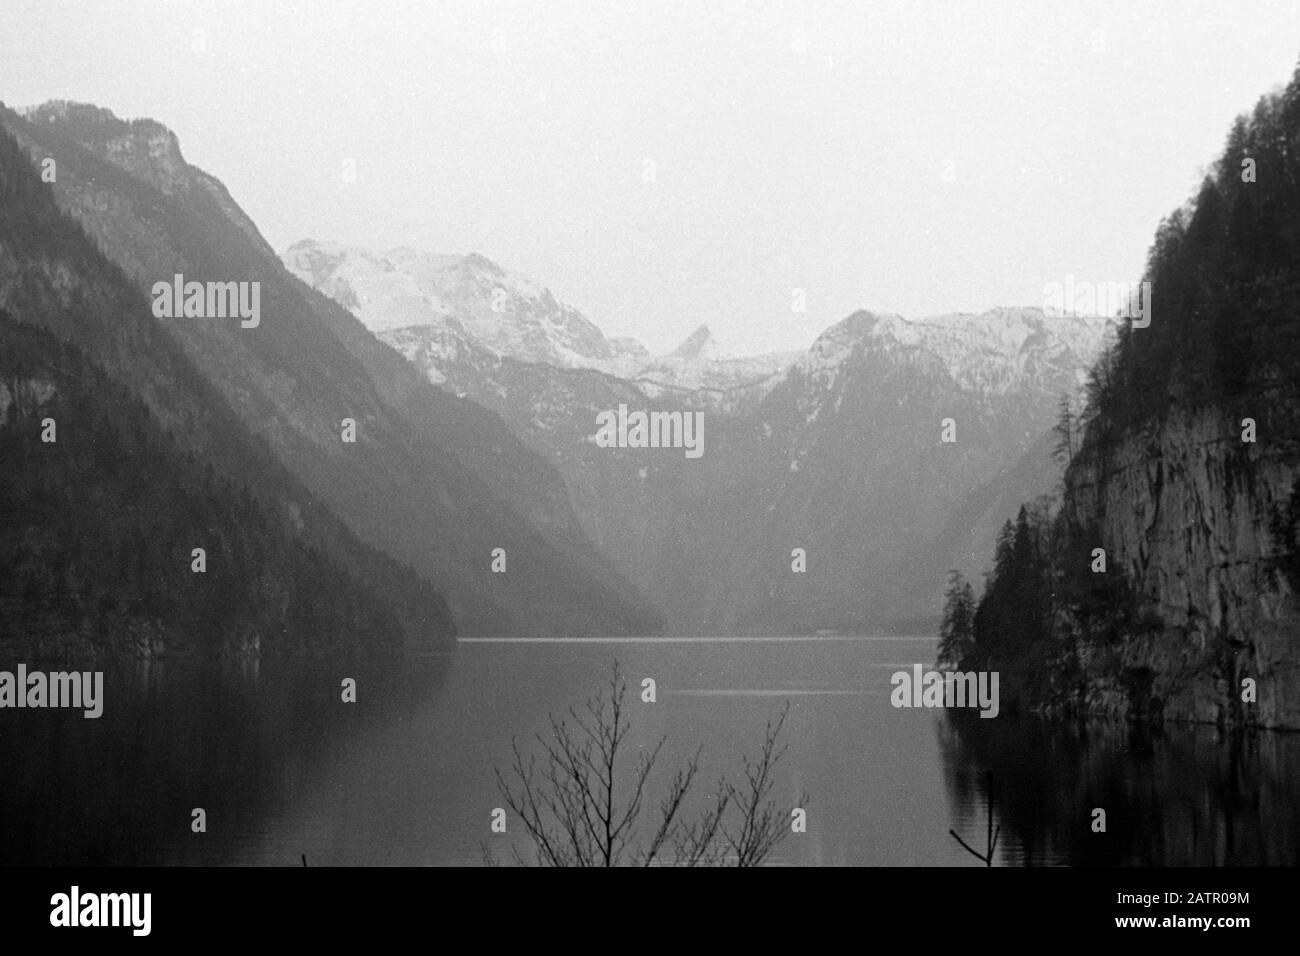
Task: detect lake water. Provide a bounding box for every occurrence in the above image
[2,636,1296,866]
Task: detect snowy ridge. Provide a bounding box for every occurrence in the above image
[631,324,800,407]
[284,239,1110,414]
[281,239,801,402]
[798,307,1114,400]
[282,240,613,368]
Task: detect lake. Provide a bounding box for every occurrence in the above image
[1,636,1296,866]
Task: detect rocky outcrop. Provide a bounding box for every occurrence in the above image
[1062,405,1300,728]
[0,376,58,424]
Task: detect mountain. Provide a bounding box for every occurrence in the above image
[669,325,717,361]
[0,123,452,656]
[690,307,1111,633]
[0,317,425,658]
[949,58,1300,728]
[290,233,1111,634]
[2,101,663,637]
[282,240,616,368]
[632,324,798,409]
[282,242,801,409]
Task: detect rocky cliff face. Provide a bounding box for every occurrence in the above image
[0,375,58,424]
[957,60,1300,729]
[1063,405,1300,728]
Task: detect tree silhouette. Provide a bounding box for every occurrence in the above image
[489,662,807,866]
[937,570,977,669]
[949,771,1000,866]
[1051,393,1077,465]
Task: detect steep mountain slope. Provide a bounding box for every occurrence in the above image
[0,317,419,657]
[956,59,1300,728]
[698,308,1110,632]
[0,125,452,654]
[2,101,661,637]
[1057,70,1300,727]
[317,242,1110,633]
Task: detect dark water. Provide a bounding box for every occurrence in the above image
[1,637,1296,866]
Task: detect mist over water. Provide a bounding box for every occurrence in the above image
[1,638,1295,866]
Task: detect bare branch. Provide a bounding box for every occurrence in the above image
[489,666,801,867]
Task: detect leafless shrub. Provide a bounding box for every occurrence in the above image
[486,661,806,866]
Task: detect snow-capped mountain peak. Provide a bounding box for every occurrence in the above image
[284,239,1109,413]
[669,324,722,360]
[797,306,1113,399]
[282,240,798,404]
[281,239,613,368]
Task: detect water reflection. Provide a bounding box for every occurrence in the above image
[2,643,1297,866]
[0,654,451,865]
[937,712,1300,866]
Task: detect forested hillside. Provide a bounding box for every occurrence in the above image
[0,125,455,656]
[940,59,1300,728]
[0,318,422,656]
[1,100,663,638]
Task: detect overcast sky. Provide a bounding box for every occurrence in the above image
[4,0,1299,354]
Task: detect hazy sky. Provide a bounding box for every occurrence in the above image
[4,1,1299,354]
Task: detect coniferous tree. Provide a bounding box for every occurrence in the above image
[1051,394,1076,465]
[937,570,977,669]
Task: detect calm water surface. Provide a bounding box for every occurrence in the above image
[1,637,1295,866]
